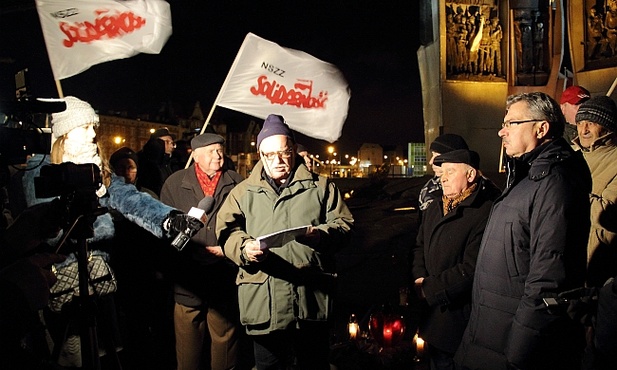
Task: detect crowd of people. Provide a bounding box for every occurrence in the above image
[2,88,617,370]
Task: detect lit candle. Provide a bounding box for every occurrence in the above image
[415,334,425,357]
[348,314,359,340]
[383,324,393,347]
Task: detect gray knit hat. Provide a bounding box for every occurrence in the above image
[51,96,99,138]
[576,96,617,133]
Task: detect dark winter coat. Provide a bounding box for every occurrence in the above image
[455,138,592,370]
[160,164,244,309]
[412,176,500,353]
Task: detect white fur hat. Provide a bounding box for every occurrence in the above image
[51,96,99,138]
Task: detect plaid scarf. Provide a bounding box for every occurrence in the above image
[195,165,221,197]
[442,182,477,215]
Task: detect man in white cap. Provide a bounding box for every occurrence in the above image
[216,114,354,370]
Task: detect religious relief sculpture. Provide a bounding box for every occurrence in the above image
[445,3,505,82]
[512,8,550,86]
[583,0,617,70]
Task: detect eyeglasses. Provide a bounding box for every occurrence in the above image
[501,119,542,128]
[260,148,294,161]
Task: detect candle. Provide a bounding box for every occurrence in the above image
[415,334,425,357]
[348,314,359,340]
[383,324,393,347]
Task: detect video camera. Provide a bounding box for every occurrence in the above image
[34,163,105,236]
[34,162,102,199]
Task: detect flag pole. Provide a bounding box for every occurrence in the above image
[55,79,64,98]
[184,34,253,169]
[606,75,617,97]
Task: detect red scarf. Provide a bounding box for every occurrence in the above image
[195,165,221,197]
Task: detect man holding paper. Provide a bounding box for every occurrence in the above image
[216,114,354,370]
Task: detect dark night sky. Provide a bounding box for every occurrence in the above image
[1,1,423,156]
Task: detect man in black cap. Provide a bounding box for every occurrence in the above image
[216,114,354,370]
[418,134,470,214]
[574,95,617,288]
[413,149,500,370]
[160,133,245,370]
[151,127,177,158]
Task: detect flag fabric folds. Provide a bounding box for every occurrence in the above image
[216,33,351,143]
[36,0,172,80]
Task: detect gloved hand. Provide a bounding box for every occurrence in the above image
[164,210,204,236]
[557,286,599,325]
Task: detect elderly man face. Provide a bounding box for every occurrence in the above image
[440,162,476,197]
[577,120,608,149]
[193,143,224,176]
[260,135,295,183]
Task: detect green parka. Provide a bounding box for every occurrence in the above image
[216,159,353,335]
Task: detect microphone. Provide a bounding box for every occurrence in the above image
[171,196,215,251]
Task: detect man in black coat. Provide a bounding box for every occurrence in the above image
[412,149,500,370]
[455,92,592,370]
[160,133,245,370]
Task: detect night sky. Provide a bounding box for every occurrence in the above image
[1,1,423,156]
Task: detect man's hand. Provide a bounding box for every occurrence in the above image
[242,240,267,263]
[295,226,321,248]
[205,246,224,258]
[414,277,426,299]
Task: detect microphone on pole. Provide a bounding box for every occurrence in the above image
[171,196,215,251]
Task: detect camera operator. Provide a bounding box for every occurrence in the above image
[12,96,204,366]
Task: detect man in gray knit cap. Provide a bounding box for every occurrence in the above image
[574,95,617,288]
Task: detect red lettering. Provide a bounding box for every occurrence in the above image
[59,9,147,48]
[250,75,329,109]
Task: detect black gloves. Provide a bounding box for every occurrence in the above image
[164,210,204,239]
[162,210,205,252]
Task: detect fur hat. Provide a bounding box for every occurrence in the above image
[430,134,469,154]
[576,96,617,133]
[51,96,99,138]
[109,147,139,169]
[150,127,176,140]
[256,114,294,149]
[191,133,224,149]
[434,149,480,169]
[560,86,590,105]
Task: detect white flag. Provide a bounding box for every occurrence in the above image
[36,0,172,80]
[216,33,351,143]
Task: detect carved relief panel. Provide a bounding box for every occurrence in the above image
[511,3,551,86]
[445,1,505,82]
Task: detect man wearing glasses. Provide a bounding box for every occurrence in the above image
[455,92,591,370]
[216,114,354,370]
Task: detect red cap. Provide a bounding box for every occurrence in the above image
[560,86,591,105]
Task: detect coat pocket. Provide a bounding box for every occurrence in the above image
[503,222,520,277]
[238,280,271,326]
[296,285,330,321]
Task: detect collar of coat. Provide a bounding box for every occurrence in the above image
[506,137,575,187]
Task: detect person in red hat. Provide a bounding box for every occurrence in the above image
[560,85,591,143]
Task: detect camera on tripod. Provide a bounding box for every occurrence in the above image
[34,162,102,199]
[34,162,106,238]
